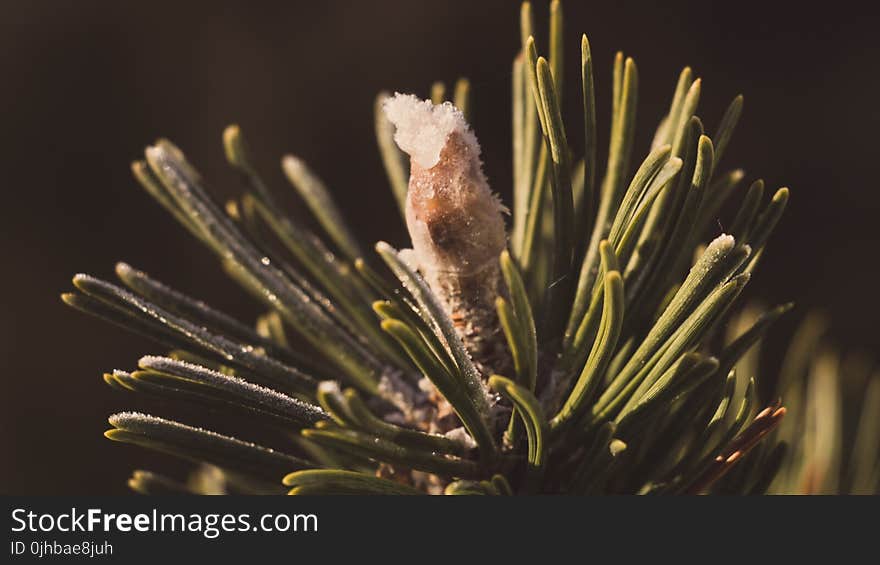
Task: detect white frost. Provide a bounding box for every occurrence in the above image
[382,93,480,169]
[707,233,735,252]
[444,426,477,450]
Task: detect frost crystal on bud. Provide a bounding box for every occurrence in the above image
[384,93,508,374]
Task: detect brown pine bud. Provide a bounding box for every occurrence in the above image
[384,94,508,375]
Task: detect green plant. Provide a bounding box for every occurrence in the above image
[760,313,878,495]
[64,0,855,495]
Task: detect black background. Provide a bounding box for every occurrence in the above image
[1,1,877,494]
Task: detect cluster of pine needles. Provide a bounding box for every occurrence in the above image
[63,1,878,494]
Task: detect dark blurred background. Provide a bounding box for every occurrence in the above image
[1,0,877,494]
